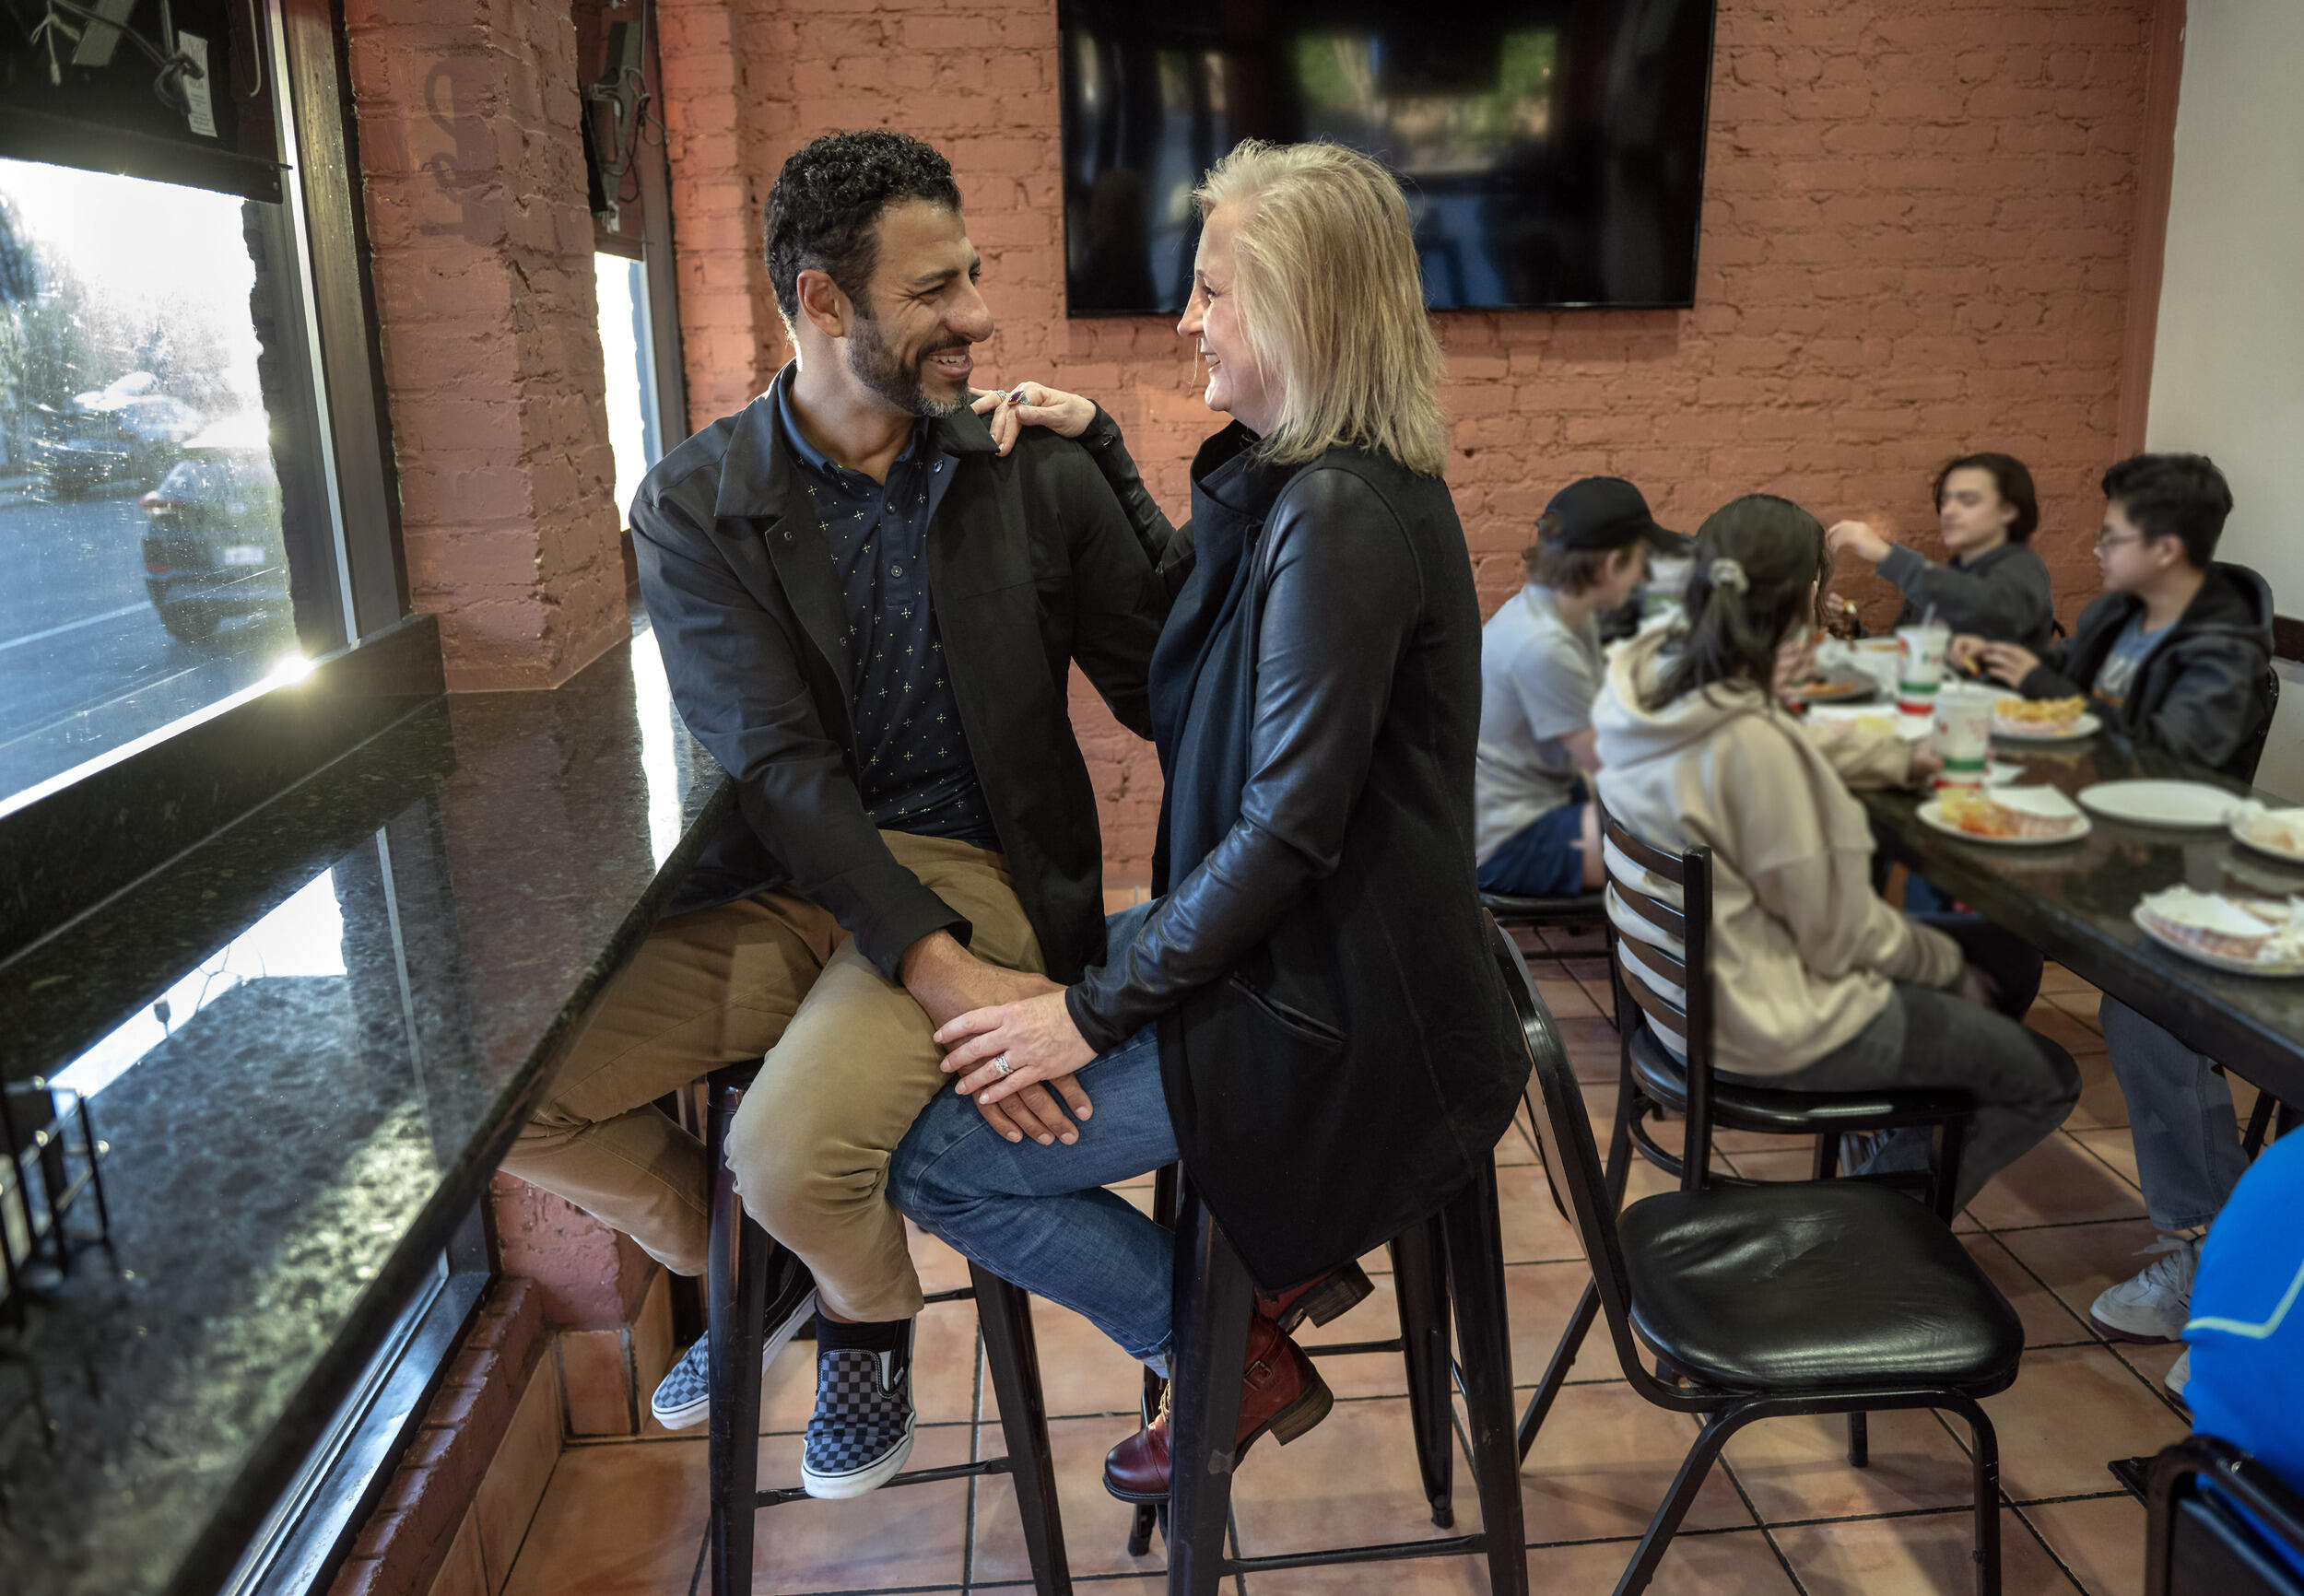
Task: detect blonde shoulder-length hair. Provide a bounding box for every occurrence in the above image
[1194,140,1449,478]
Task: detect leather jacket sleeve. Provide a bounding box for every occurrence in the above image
[1078,405,1195,595]
[1066,469,1421,1050]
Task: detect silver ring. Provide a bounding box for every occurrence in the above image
[992,1055,1012,1077]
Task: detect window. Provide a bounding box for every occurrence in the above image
[0,154,343,813]
[594,251,660,527]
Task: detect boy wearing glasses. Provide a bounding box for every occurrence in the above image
[1950,452,2276,1403]
[1950,453,2273,778]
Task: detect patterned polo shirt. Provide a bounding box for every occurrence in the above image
[774,377,999,849]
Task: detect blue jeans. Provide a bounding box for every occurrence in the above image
[2098,997,2249,1231]
[891,1019,1179,1367]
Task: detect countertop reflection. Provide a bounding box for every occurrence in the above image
[0,627,732,1596]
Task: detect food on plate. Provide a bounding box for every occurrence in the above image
[2135,886,2304,963]
[1993,695,2088,735]
[2233,804,2304,861]
[1934,788,2083,839]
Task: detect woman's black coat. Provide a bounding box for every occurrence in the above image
[1065,418,1524,1289]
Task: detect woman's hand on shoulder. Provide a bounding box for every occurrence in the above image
[970,381,1097,457]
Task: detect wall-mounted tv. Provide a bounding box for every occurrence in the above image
[1057,0,1717,315]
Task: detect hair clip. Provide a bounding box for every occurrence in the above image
[1708,557,1749,594]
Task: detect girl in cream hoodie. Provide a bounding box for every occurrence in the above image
[1592,494,2078,1208]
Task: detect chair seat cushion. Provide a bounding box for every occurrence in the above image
[1619,1179,2023,1394]
[1629,1023,1971,1132]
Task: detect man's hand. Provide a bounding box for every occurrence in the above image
[899,930,1061,1030]
[1826,520,1893,565]
[1976,640,2040,689]
[969,382,1097,457]
[1946,633,1989,675]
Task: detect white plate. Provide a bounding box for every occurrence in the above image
[2077,780,2242,828]
[1992,711,2102,743]
[1917,797,2091,847]
[1807,703,1930,742]
[2132,905,2304,978]
[2229,805,2304,867]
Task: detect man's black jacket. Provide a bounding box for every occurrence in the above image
[631,378,1168,983]
[2018,561,2275,781]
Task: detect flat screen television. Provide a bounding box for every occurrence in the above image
[1057,0,1716,315]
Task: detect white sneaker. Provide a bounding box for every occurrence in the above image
[2089,1233,2198,1344]
[2165,1346,2192,1405]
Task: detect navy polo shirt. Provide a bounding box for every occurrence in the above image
[774,379,1000,850]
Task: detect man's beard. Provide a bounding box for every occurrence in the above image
[847,311,967,418]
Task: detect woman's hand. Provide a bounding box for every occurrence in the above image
[969,381,1097,457]
[1826,520,1893,566]
[1907,745,1944,787]
[935,990,1097,1143]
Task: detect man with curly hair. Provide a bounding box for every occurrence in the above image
[500,130,1168,1496]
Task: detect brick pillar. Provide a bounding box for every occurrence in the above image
[343,0,629,691]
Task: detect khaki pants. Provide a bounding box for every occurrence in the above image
[501,831,1043,1322]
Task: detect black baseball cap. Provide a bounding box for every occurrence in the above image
[1541,477,1690,554]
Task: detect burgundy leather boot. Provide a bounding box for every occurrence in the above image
[1102,1315,1334,1503]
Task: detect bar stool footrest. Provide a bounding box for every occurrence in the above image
[755,1455,1016,1508]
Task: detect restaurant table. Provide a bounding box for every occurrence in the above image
[1860,728,2304,1109]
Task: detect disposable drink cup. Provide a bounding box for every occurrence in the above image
[1852,637,1903,699]
[1933,686,1996,784]
[1896,624,1949,716]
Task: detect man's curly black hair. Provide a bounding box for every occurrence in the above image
[764,131,963,328]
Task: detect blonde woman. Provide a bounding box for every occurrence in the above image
[888,141,1522,1498]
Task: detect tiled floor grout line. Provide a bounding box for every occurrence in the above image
[1712,1447,1812,1594]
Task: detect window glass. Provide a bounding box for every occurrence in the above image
[594,252,658,527]
[0,158,336,811]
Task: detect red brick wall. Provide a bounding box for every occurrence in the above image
[344,0,629,691]
[657,0,2160,885]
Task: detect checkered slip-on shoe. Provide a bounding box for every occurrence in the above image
[800,1321,916,1499]
[648,1253,818,1431]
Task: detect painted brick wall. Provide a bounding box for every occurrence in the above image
[657,0,2159,885]
[343,0,629,691]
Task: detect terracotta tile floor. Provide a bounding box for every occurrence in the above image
[501,948,2185,1595]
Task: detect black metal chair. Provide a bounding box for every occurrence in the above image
[1495,918,2024,1596]
[1515,816,1983,1467]
[695,1063,1072,1596]
[2145,1436,2304,1595]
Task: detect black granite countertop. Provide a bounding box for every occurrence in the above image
[0,627,732,1596]
[1863,729,2304,1099]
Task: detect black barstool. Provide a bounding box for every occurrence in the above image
[695,1063,1073,1596]
[1148,1168,1531,1596]
[1122,1168,1465,1556]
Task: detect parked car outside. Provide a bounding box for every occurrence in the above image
[36,379,205,499]
[138,415,288,644]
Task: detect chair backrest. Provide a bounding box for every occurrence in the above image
[2239,663,2282,787]
[1600,816,1717,1191]
[1485,913,1701,1414]
[2147,1435,2304,1596]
